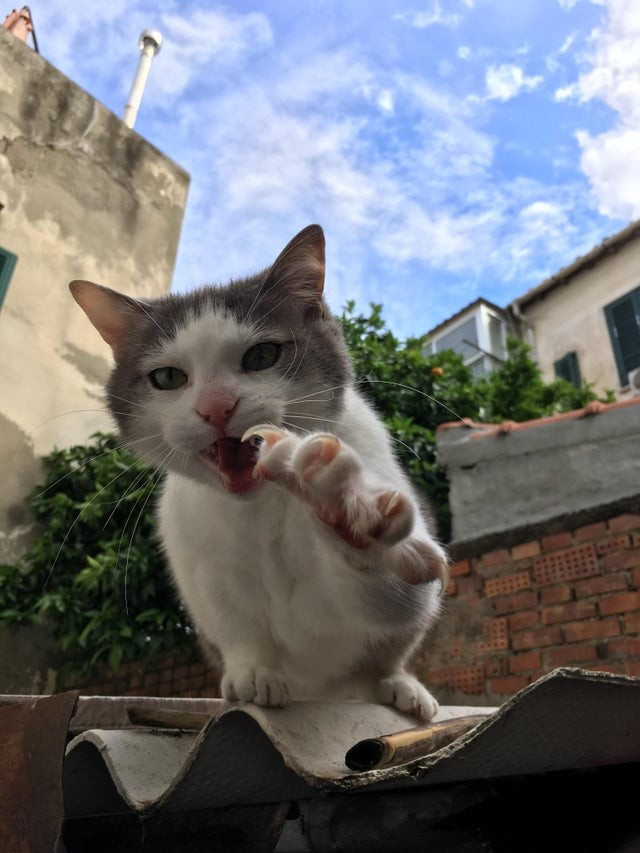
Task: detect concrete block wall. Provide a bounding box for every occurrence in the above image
[417,510,640,705]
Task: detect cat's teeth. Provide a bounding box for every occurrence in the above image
[241,424,284,445]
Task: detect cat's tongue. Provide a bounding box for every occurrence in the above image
[216,437,260,493]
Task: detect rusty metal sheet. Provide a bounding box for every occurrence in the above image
[0,691,78,853]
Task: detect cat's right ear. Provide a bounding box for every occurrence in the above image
[69,281,141,362]
[263,224,326,318]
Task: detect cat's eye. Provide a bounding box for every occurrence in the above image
[149,367,188,390]
[242,342,282,372]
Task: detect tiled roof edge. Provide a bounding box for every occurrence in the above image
[436,395,640,439]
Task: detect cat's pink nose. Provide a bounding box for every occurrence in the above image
[196,392,238,431]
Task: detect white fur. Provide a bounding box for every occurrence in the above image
[149,313,446,720]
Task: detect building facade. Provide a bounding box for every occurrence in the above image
[512,220,640,398]
[426,220,640,399]
[0,27,189,560]
[424,298,510,379]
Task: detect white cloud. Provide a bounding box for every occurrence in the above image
[560,0,640,218]
[377,89,395,114]
[554,83,578,100]
[577,128,640,219]
[485,64,543,101]
[394,2,461,29]
[152,9,273,97]
[457,45,471,60]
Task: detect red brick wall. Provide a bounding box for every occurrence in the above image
[65,653,220,698]
[68,511,640,705]
[421,512,640,704]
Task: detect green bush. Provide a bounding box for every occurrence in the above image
[0,303,610,680]
[0,434,194,682]
[340,303,608,536]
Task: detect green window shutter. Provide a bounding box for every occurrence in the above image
[604,287,640,386]
[554,351,581,387]
[0,247,18,311]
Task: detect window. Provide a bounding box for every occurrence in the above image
[554,351,581,387]
[488,313,504,359]
[434,317,478,361]
[604,287,640,386]
[0,247,18,311]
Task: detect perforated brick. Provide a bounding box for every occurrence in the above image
[476,617,509,653]
[484,572,531,598]
[446,665,485,694]
[533,544,598,586]
[596,535,631,556]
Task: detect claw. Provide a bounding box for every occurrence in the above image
[382,491,401,517]
[241,424,286,447]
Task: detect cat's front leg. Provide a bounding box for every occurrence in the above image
[377,672,439,721]
[244,426,448,587]
[221,662,289,708]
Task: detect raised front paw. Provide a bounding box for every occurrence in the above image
[243,426,414,549]
[377,673,439,721]
[221,665,289,708]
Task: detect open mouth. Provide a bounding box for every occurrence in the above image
[199,435,262,494]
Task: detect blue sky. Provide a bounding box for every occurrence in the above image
[32,0,640,338]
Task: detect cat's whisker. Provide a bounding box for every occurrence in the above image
[43,445,160,588]
[356,379,466,424]
[120,447,173,614]
[283,412,423,465]
[105,393,149,412]
[282,389,338,406]
[99,446,165,531]
[274,329,316,396]
[135,298,174,343]
[34,432,166,500]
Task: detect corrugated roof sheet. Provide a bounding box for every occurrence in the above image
[3,668,640,849]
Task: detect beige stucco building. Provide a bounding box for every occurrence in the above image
[512,220,640,398]
[426,220,640,400]
[0,27,189,560]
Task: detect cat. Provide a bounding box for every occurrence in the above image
[70,224,448,720]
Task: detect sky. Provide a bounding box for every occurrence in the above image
[28,0,640,339]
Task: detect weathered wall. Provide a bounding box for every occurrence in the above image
[519,235,640,396]
[426,400,640,705]
[437,400,640,545]
[0,28,189,560]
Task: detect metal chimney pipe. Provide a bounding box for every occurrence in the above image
[123,29,163,130]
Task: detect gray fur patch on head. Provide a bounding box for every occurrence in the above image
[106,268,353,442]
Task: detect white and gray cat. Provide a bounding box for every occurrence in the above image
[70,225,448,720]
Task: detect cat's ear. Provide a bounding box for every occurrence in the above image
[264,225,326,317]
[69,280,143,361]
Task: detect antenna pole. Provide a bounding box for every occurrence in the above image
[123,29,163,130]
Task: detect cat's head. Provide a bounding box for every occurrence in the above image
[70,225,353,495]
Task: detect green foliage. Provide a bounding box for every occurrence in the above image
[0,305,612,681]
[340,302,610,538]
[0,434,195,682]
[473,337,614,423]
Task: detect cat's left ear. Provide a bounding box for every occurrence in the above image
[69,280,143,362]
[264,225,326,317]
